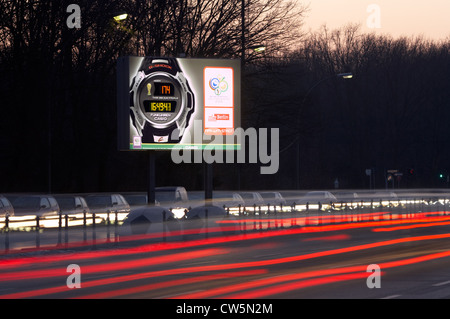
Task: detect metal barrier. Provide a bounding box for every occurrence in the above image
[0,196,448,253]
[225,197,430,216]
[0,211,128,253]
[0,211,129,230]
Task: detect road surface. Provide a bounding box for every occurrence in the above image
[1,207,450,304]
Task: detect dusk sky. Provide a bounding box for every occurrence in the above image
[303,0,450,40]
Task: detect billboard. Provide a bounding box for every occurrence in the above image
[117,56,241,151]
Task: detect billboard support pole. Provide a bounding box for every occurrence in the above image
[204,160,213,206]
[147,151,156,206]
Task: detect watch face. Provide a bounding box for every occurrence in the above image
[137,73,183,126]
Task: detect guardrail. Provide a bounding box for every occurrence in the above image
[216,197,438,216]
[0,196,448,253]
[0,211,129,231]
[0,197,446,230]
[0,211,130,253]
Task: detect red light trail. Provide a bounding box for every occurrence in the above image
[1,210,450,299]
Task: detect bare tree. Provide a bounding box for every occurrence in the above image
[0,0,309,192]
[291,24,450,188]
[131,0,307,60]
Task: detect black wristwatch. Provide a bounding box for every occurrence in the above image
[130,57,195,143]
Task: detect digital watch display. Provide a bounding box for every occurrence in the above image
[129,57,195,144]
[143,101,176,113]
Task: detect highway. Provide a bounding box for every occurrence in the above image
[1,206,450,303]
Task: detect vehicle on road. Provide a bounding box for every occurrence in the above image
[122,193,149,208]
[53,194,90,215]
[155,186,189,206]
[9,194,60,217]
[211,191,245,209]
[260,191,287,206]
[185,205,229,219]
[0,195,14,217]
[122,188,189,219]
[120,206,179,235]
[373,191,398,199]
[297,191,337,205]
[356,191,399,204]
[85,194,130,215]
[238,192,265,207]
[334,191,359,201]
[187,191,245,210]
[123,187,189,208]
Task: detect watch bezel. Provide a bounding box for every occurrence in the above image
[134,72,188,128]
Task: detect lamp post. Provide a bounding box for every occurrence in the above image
[295,72,353,189]
[300,73,353,107]
[241,0,246,66]
[114,12,157,205]
[237,1,267,191]
[114,14,156,206]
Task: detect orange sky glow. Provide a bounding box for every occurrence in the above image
[302,0,450,40]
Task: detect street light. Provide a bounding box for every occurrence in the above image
[113,12,128,22]
[338,72,353,79]
[250,44,266,53]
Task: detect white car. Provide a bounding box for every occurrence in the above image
[53,194,90,215]
[0,195,14,217]
[260,192,287,206]
[297,191,337,204]
[85,194,130,215]
[9,195,60,217]
[155,186,189,206]
[238,192,265,207]
[187,191,245,209]
[122,193,149,207]
[212,192,245,209]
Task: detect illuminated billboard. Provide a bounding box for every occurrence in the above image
[117,56,241,151]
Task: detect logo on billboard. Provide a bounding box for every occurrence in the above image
[133,136,142,149]
[209,76,229,95]
[208,114,230,122]
[204,67,233,107]
[154,135,169,143]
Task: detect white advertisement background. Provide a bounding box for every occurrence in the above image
[204,67,234,107]
[123,57,241,149]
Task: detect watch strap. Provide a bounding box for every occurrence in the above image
[142,122,180,143]
[138,57,181,76]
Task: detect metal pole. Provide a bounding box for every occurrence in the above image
[58,212,62,246]
[238,0,245,191]
[65,214,69,247]
[147,151,156,205]
[205,208,209,239]
[35,216,40,249]
[83,210,87,243]
[92,212,96,248]
[5,215,9,253]
[204,161,213,206]
[162,210,166,242]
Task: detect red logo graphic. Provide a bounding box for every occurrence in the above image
[215,114,229,120]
